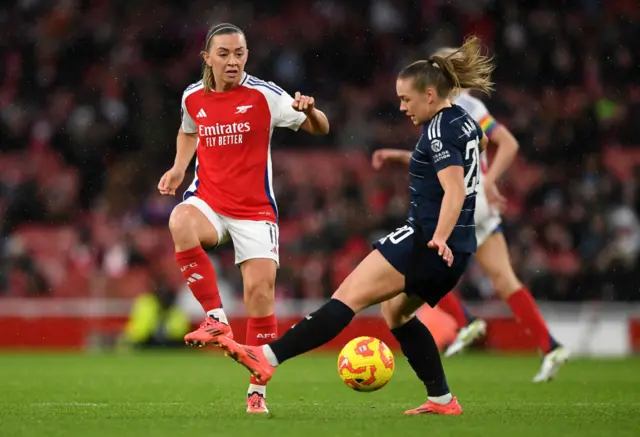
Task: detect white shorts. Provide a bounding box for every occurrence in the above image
[474,187,502,247]
[182,196,280,266]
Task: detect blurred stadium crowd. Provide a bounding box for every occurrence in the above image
[1,0,639,303]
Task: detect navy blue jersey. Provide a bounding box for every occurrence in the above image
[408,104,483,253]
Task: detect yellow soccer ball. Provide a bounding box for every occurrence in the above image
[337,336,395,392]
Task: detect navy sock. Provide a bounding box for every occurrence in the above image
[391,317,450,396]
[269,299,355,364]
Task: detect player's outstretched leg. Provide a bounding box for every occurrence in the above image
[476,232,570,382]
[213,250,405,385]
[439,292,487,357]
[382,295,462,415]
[169,204,233,346]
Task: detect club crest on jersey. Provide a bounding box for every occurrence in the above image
[431,139,443,152]
[235,105,253,114]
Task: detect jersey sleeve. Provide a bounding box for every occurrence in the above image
[181,94,197,134]
[273,88,307,131]
[421,125,464,173]
[466,97,499,137]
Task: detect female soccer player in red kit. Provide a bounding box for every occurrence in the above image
[157,23,329,413]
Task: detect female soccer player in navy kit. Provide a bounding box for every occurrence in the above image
[374,46,570,382]
[208,36,493,416]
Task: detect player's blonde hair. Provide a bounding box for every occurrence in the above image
[201,23,245,93]
[398,36,495,98]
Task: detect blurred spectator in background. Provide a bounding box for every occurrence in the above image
[119,268,190,349]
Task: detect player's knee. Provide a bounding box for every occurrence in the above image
[332,276,369,314]
[243,273,275,316]
[169,205,200,248]
[380,301,413,330]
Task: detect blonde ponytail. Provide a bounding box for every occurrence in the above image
[399,35,495,98]
[430,36,494,95]
[202,64,215,93]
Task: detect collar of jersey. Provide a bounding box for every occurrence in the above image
[427,104,454,123]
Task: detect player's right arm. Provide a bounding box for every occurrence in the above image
[173,127,198,173]
[371,149,412,169]
[424,130,468,267]
[158,89,199,196]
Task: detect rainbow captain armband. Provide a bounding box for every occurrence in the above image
[478,114,498,136]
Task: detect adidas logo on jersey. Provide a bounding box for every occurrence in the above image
[196,108,207,118]
[235,105,253,114]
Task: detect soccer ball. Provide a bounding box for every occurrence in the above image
[337,336,394,392]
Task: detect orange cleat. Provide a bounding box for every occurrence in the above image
[404,397,463,415]
[215,336,275,384]
[184,316,233,347]
[246,392,269,414]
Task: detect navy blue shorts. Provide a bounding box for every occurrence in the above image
[373,223,471,307]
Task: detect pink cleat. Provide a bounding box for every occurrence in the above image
[184,316,233,347]
[246,392,269,414]
[214,336,276,384]
[404,397,463,415]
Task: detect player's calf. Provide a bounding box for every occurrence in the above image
[245,313,277,412]
[391,317,455,405]
[382,292,458,411]
[170,204,231,342]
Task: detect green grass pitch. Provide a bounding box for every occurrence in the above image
[1,351,639,437]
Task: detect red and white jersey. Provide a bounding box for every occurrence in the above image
[181,72,307,223]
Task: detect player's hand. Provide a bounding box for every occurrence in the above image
[483,179,507,212]
[372,149,394,170]
[428,238,454,267]
[292,92,315,115]
[157,167,185,196]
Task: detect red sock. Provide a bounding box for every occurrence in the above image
[175,246,221,312]
[506,287,554,353]
[246,314,278,386]
[438,292,471,329]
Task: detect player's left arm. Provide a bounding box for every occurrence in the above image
[469,97,518,184]
[275,88,329,135]
[483,121,519,185]
[293,92,330,135]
